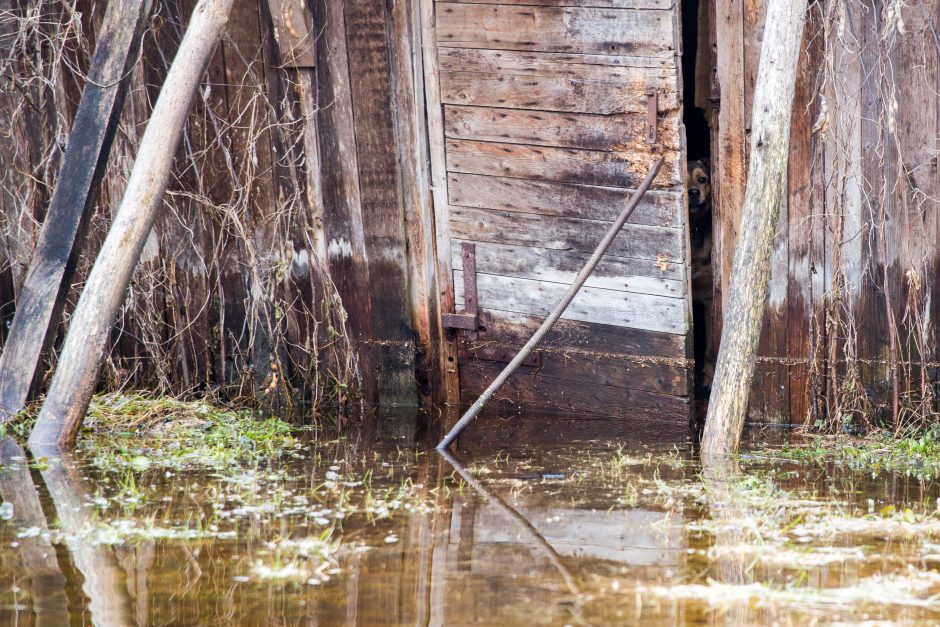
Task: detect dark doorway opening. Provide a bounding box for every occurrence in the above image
[681,0,714,404]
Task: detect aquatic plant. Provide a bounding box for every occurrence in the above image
[762,427,940,480]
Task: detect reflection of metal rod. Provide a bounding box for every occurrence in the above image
[437,449,581,598]
[437,157,666,451]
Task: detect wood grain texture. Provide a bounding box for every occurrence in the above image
[713,0,746,321]
[439,48,678,114]
[421,0,462,407]
[453,239,685,294]
[784,7,821,425]
[313,0,378,400]
[345,0,417,406]
[430,0,690,414]
[446,139,680,188]
[702,0,807,457]
[436,3,674,56]
[460,359,690,421]
[266,0,316,67]
[30,0,234,452]
[457,413,691,449]
[389,0,437,401]
[455,271,687,334]
[0,0,152,421]
[444,105,681,151]
[447,173,683,227]
[458,340,687,395]
[473,308,686,357]
[444,0,672,8]
[747,0,787,422]
[449,205,684,266]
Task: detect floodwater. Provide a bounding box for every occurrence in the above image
[3,426,940,625]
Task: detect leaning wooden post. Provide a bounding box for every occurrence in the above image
[29,0,235,454]
[701,0,808,459]
[0,0,152,423]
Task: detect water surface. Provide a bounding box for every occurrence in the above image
[2,427,940,625]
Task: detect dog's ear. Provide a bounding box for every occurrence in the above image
[700,157,711,170]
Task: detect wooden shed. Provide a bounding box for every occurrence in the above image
[422,0,693,425]
[0,0,937,434]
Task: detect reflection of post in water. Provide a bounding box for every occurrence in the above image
[0,437,69,625]
[700,456,755,623]
[37,451,136,626]
[437,449,582,601]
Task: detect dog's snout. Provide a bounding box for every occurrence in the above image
[689,188,700,199]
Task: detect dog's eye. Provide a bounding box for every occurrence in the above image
[698,176,708,184]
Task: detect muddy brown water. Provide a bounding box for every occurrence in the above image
[2,427,940,626]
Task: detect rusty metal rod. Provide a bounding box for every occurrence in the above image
[437,156,665,451]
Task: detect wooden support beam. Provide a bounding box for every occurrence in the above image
[28,0,235,453]
[0,0,152,422]
[419,0,462,409]
[702,0,807,458]
[345,0,418,406]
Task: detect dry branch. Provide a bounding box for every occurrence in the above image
[29,0,235,453]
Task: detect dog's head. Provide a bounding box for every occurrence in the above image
[687,159,711,212]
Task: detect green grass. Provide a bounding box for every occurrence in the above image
[762,426,940,479]
[79,393,297,470]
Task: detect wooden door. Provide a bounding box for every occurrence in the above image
[423,0,692,424]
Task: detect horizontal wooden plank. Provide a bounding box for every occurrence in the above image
[439,49,678,114]
[458,341,687,395]
[442,0,673,9]
[448,173,683,228]
[457,414,692,449]
[455,271,688,334]
[449,205,684,267]
[473,308,687,358]
[446,139,680,188]
[453,239,685,294]
[439,47,676,75]
[459,359,691,421]
[444,105,681,151]
[436,4,674,57]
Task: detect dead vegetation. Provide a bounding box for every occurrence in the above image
[807,0,940,433]
[0,1,359,417]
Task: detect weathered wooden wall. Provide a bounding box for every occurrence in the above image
[421,0,693,426]
[712,0,940,427]
[0,0,429,412]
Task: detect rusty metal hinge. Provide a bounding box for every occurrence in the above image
[646,89,658,144]
[443,242,478,331]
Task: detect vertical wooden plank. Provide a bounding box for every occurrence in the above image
[744,0,789,421]
[420,0,461,409]
[785,4,821,425]
[894,0,938,416]
[344,0,418,407]
[714,0,746,297]
[0,0,152,420]
[313,0,378,402]
[224,2,283,393]
[856,4,896,423]
[388,0,439,402]
[712,0,745,362]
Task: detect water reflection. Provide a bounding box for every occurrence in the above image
[1,431,940,625]
[0,437,68,625]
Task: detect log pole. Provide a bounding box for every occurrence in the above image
[28,0,235,454]
[701,0,808,459]
[0,0,152,423]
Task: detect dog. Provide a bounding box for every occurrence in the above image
[687,159,714,392]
